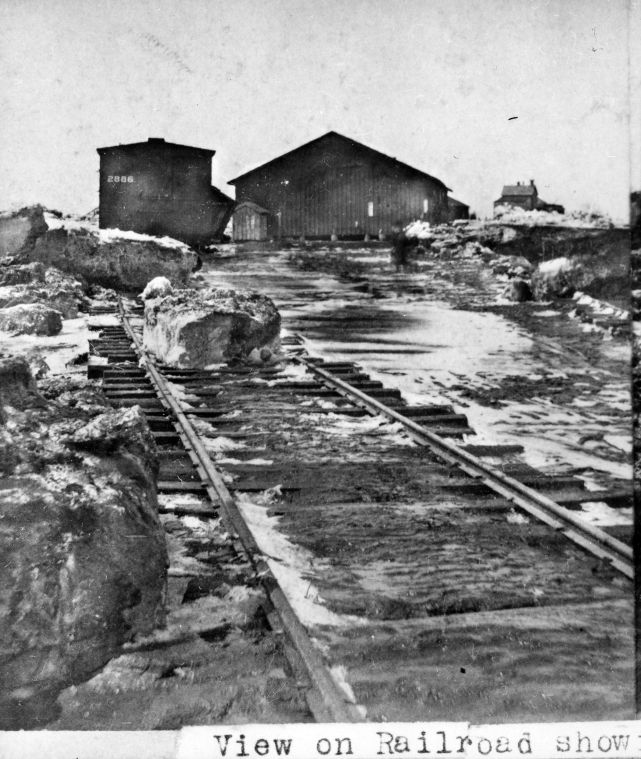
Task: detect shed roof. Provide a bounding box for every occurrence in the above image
[233,200,270,215]
[228,131,451,191]
[500,184,536,197]
[97,137,215,157]
[448,196,469,208]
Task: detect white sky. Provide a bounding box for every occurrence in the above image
[0,0,636,220]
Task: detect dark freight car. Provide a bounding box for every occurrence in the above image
[97,138,234,246]
[228,131,450,240]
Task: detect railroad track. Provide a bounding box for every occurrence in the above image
[295,356,633,580]
[86,298,633,722]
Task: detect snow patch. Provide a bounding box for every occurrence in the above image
[235,493,367,628]
[329,664,362,709]
[158,493,210,511]
[165,380,202,404]
[404,220,432,239]
[267,360,311,384]
[87,314,120,327]
[579,501,632,527]
[141,276,173,300]
[506,509,530,525]
[0,316,88,375]
[44,212,192,252]
[537,257,574,275]
[572,291,630,321]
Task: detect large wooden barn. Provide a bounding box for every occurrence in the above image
[228,131,450,240]
[97,138,234,247]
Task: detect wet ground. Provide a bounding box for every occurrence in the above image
[194,244,634,721]
[33,255,634,725]
[201,245,633,530]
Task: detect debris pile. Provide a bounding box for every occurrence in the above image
[141,276,174,301]
[0,205,48,256]
[409,218,629,307]
[492,204,614,228]
[0,206,199,292]
[0,262,87,319]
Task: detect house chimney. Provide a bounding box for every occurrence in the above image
[530,179,534,186]
[517,181,520,186]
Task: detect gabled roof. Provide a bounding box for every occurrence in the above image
[228,131,451,191]
[211,185,234,203]
[97,137,215,157]
[233,200,270,214]
[500,184,536,197]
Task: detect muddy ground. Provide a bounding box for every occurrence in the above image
[202,243,632,527]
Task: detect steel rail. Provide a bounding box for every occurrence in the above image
[295,355,634,580]
[117,302,363,723]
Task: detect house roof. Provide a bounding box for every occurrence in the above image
[500,184,536,197]
[228,131,451,191]
[447,196,469,208]
[97,137,215,157]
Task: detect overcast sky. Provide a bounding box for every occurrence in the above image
[0,0,636,220]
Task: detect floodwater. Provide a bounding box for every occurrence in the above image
[202,245,632,527]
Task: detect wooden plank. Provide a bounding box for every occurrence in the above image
[157,481,207,493]
[461,444,525,455]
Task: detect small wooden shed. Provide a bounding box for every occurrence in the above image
[232,201,270,241]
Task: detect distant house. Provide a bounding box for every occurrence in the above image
[447,196,470,222]
[494,180,564,215]
[97,137,234,246]
[228,131,451,240]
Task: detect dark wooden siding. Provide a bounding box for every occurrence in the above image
[233,133,448,238]
[447,199,470,222]
[98,141,233,246]
[233,205,268,241]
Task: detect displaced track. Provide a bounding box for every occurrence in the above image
[86,298,633,722]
